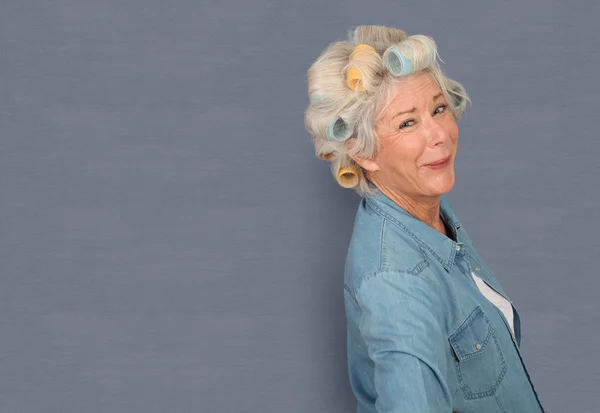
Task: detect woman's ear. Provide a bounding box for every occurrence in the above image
[344,138,380,172]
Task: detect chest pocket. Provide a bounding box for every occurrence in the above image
[448,305,507,399]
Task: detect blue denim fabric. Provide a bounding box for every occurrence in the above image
[344,186,546,413]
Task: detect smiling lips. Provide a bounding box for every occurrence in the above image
[424,154,452,168]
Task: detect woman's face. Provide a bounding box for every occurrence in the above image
[362,71,459,199]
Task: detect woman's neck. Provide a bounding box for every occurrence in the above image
[372,181,448,237]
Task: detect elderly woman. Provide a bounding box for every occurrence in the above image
[304,26,546,413]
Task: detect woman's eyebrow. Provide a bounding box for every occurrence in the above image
[390,92,445,121]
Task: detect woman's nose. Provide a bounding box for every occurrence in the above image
[424,117,448,145]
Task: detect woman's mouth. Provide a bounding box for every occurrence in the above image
[424,155,452,169]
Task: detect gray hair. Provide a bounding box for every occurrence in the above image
[304,25,471,198]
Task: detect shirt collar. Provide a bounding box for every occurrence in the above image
[364,182,465,273]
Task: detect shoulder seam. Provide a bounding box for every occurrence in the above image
[354,264,430,299]
[355,269,410,299]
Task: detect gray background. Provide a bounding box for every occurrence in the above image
[1,0,598,411]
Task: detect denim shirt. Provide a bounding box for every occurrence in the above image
[343,188,546,413]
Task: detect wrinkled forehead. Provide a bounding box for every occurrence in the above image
[377,72,443,121]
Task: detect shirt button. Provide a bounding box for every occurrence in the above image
[456,245,461,251]
[475,343,481,350]
[475,266,480,271]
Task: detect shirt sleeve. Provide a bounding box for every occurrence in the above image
[355,270,453,413]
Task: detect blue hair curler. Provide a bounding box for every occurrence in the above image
[385,41,436,77]
[385,46,414,77]
[326,116,353,141]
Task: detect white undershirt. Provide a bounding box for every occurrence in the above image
[470,271,515,337]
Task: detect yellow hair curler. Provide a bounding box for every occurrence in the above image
[346,44,376,91]
[336,165,360,188]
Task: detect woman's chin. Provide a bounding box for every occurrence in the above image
[425,173,455,195]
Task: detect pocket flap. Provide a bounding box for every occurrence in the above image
[448,306,492,362]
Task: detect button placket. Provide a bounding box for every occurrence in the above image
[454,244,477,288]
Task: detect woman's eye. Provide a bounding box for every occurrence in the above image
[398,120,415,130]
[398,104,448,129]
[434,104,448,115]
